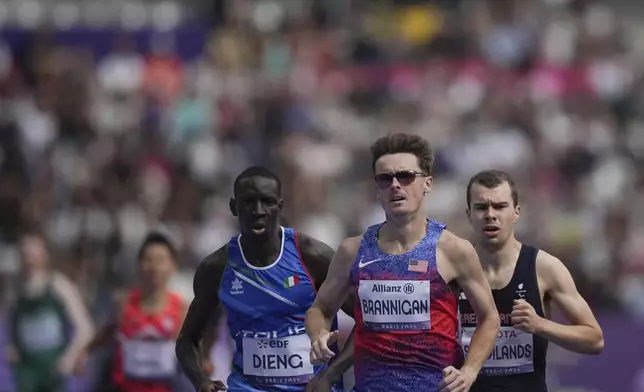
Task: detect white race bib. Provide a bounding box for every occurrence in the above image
[358,280,431,332]
[18,312,64,351]
[462,326,534,375]
[122,339,177,379]
[242,333,314,384]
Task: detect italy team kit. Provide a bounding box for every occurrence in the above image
[218,227,343,392]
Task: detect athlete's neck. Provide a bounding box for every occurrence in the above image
[139,286,168,311]
[23,268,48,281]
[22,269,50,297]
[240,228,282,267]
[476,236,522,270]
[380,214,427,253]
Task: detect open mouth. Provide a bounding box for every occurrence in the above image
[251,222,267,234]
[483,226,501,237]
[390,195,406,203]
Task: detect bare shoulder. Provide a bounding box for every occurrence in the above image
[535,249,562,270]
[50,271,76,292]
[50,271,84,303]
[296,232,329,250]
[326,235,362,274]
[200,244,229,272]
[195,245,228,278]
[295,232,335,263]
[437,230,479,283]
[437,230,476,260]
[337,235,362,260]
[535,249,569,290]
[193,244,229,295]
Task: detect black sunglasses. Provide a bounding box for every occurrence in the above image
[374,170,426,189]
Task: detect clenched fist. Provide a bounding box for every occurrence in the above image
[511,299,544,334]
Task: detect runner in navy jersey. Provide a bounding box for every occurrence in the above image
[460,170,604,392]
[306,134,500,392]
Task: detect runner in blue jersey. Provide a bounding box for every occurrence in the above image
[176,166,355,392]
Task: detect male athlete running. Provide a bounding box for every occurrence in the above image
[175,166,354,392]
[306,133,500,392]
[460,170,604,392]
[77,232,187,392]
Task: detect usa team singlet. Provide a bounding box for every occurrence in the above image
[219,227,343,392]
[349,220,463,392]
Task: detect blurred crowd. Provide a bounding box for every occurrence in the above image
[1,0,644,345]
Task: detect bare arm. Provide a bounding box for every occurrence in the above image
[319,325,356,383]
[177,290,221,362]
[298,233,356,318]
[51,273,95,366]
[85,290,128,354]
[175,246,227,390]
[441,233,499,376]
[536,252,604,354]
[84,290,128,353]
[305,236,360,341]
[298,233,358,381]
[199,306,223,360]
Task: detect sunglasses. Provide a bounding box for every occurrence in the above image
[374,170,426,189]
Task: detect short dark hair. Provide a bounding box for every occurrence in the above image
[138,232,177,260]
[370,133,434,175]
[466,170,518,208]
[233,166,282,197]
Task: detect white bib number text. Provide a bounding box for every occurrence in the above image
[242,333,314,384]
[358,280,431,332]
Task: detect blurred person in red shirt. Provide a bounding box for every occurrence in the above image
[76,232,215,392]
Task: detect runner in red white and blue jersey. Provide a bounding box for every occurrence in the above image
[305,133,500,392]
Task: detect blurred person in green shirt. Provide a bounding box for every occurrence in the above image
[7,229,94,392]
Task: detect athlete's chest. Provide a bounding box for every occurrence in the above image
[119,308,179,380]
[121,305,181,339]
[353,256,439,332]
[354,254,436,279]
[484,266,516,291]
[221,264,315,317]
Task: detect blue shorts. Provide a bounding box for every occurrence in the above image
[352,363,443,392]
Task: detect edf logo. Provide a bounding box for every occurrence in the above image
[257,340,290,349]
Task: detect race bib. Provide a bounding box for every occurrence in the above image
[358,280,431,332]
[462,326,534,375]
[18,312,64,351]
[242,333,314,384]
[122,339,177,379]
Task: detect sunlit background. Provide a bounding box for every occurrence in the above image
[0,0,643,391]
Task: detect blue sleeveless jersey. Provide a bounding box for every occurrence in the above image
[349,220,462,392]
[219,227,342,392]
